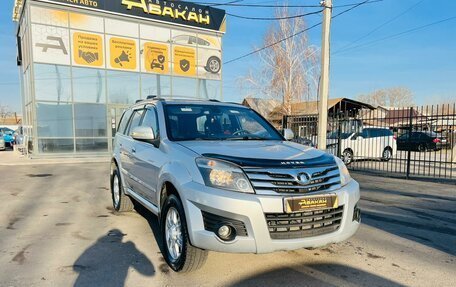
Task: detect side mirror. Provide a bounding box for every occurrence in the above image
[283,128,294,140]
[131,126,159,147]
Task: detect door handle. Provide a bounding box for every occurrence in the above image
[131,147,136,153]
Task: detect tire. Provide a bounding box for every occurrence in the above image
[206,56,221,74]
[110,165,134,212]
[342,149,354,165]
[382,147,392,162]
[418,144,426,152]
[161,194,208,272]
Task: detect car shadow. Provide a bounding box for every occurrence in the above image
[359,184,456,256]
[228,263,405,287]
[72,229,155,287]
[133,202,166,255]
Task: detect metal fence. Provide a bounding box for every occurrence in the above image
[284,103,456,181]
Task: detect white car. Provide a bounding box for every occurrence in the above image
[0,134,5,151]
[169,35,221,74]
[111,99,360,272]
[327,128,397,165]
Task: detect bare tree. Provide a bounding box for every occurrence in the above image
[240,7,320,116]
[357,87,415,108]
[0,104,13,119]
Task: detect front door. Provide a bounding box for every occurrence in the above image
[131,107,164,206]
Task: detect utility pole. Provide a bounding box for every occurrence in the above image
[317,0,332,151]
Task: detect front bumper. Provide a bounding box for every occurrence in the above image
[180,179,360,254]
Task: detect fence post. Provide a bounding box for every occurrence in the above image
[406,107,413,179]
[336,112,342,158]
[282,115,288,130]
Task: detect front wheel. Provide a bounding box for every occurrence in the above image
[342,149,354,165]
[161,195,208,272]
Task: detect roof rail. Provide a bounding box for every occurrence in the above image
[147,95,157,99]
[208,99,220,102]
[135,99,143,103]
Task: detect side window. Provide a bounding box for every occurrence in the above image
[239,115,267,134]
[361,129,369,138]
[188,36,197,45]
[411,132,421,140]
[197,37,210,46]
[196,115,207,133]
[125,109,144,136]
[117,109,132,135]
[141,108,159,138]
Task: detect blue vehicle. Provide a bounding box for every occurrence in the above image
[0,127,15,147]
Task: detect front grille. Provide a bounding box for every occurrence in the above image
[244,165,340,195]
[201,211,248,237]
[265,206,344,239]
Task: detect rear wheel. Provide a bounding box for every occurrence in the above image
[161,194,208,272]
[382,147,392,161]
[342,149,354,165]
[110,165,133,212]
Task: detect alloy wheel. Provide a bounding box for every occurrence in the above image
[113,173,120,207]
[165,207,183,262]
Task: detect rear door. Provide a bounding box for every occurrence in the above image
[131,106,165,205]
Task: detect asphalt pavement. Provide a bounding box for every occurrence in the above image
[0,162,455,287]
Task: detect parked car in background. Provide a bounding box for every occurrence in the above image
[0,134,5,151]
[327,128,397,165]
[397,131,449,151]
[0,128,15,147]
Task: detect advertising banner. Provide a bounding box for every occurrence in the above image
[33,0,226,32]
[173,46,196,77]
[143,42,169,74]
[32,24,70,65]
[108,37,138,71]
[29,5,222,79]
[72,31,104,67]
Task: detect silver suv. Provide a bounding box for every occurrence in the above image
[110,98,361,272]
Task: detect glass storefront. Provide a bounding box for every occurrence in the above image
[17,1,225,155]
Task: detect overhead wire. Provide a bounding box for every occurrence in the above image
[191,0,383,8]
[226,10,323,20]
[334,15,456,55]
[224,0,378,65]
[334,0,427,54]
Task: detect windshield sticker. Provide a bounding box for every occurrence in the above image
[230,110,240,114]
[181,108,193,112]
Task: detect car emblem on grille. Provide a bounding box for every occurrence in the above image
[296,172,311,185]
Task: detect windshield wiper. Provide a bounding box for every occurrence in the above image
[226,136,269,141]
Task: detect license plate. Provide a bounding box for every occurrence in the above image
[284,194,338,213]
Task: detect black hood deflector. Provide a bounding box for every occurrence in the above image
[202,153,336,168]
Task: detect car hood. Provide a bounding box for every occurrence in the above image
[177,140,334,167]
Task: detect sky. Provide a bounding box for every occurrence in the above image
[0,0,455,114]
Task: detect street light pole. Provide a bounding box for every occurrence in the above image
[317,0,332,151]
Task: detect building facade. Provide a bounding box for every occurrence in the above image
[13,0,225,156]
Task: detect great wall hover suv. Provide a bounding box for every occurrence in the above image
[110,98,361,272]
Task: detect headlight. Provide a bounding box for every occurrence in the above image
[335,156,352,186]
[196,158,254,193]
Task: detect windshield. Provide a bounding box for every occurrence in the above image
[327,131,353,139]
[164,104,283,141]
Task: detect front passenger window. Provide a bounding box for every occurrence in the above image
[141,108,159,138]
[126,109,144,136]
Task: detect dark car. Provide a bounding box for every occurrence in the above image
[397,131,448,151]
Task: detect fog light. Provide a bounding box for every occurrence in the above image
[217,225,235,241]
[353,205,361,222]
